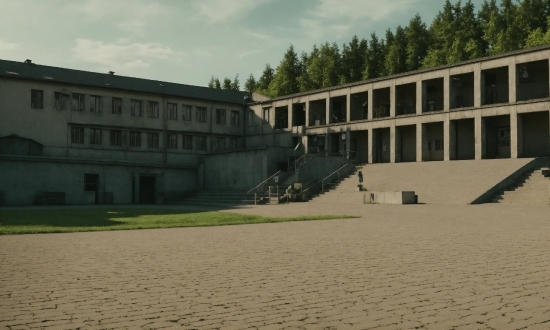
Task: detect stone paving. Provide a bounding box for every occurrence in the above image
[1,203,550,329]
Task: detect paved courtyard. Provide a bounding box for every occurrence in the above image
[1,203,549,329]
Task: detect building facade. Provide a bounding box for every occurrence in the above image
[247,45,550,165]
[1,45,550,205]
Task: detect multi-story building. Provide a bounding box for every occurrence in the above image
[247,45,550,165]
[1,45,550,205]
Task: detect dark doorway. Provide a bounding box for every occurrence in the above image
[84,174,99,204]
[139,176,156,204]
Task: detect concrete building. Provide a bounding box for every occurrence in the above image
[247,45,550,166]
[1,45,550,205]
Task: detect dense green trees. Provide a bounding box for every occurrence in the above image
[209,0,550,97]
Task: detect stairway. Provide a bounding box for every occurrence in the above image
[305,168,357,202]
[180,190,256,207]
[492,167,549,205]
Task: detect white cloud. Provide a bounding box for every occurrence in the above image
[301,0,421,39]
[71,0,167,35]
[238,49,262,59]
[72,39,175,71]
[193,0,267,24]
[246,31,271,40]
[0,38,21,51]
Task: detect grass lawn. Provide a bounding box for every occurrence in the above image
[0,208,356,235]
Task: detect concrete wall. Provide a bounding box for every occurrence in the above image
[295,156,350,186]
[0,156,197,205]
[203,146,294,191]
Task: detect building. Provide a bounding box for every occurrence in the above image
[1,45,550,205]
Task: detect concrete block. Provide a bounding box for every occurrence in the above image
[364,191,417,204]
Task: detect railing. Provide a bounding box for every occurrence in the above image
[301,179,321,200]
[321,164,354,191]
[247,171,285,205]
[288,153,315,172]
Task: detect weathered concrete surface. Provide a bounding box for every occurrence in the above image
[1,203,550,329]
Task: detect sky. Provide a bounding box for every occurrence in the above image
[0,0,487,88]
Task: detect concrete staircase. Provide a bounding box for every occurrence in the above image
[180,190,255,207]
[306,159,546,205]
[306,170,357,202]
[492,168,549,205]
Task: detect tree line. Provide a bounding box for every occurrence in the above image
[209,0,550,97]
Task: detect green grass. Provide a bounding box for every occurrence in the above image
[0,208,356,235]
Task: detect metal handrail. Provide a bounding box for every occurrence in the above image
[247,170,281,194]
[321,164,352,190]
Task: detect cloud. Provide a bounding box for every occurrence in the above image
[238,49,262,59]
[300,0,421,39]
[193,0,267,24]
[71,0,167,35]
[0,38,21,51]
[72,39,175,71]
[246,31,271,40]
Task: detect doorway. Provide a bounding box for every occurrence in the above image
[84,174,99,204]
[139,176,156,204]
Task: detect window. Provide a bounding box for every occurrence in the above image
[182,105,192,121]
[90,95,102,113]
[196,106,207,123]
[167,133,178,149]
[196,136,207,151]
[435,139,443,151]
[72,93,85,112]
[129,131,141,147]
[30,90,43,109]
[131,99,142,116]
[54,92,69,111]
[110,130,122,146]
[147,101,159,118]
[216,109,226,125]
[89,128,102,145]
[182,135,193,150]
[231,110,240,126]
[263,108,270,121]
[71,127,84,144]
[214,137,225,151]
[168,103,177,120]
[112,97,122,115]
[229,138,237,150]
[147,132,159,148]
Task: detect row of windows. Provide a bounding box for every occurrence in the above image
[70,127,236,151]
[31,90,240,125]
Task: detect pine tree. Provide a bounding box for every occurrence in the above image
[244,74,257,93]
[269,45,301,97]
[341,35,368,84]
[231,74,240,91]
[257,64,274,93]
[406,14,430,71]
[214,78,221,89]
[363,33,385,79]
[222,77,232,90]
[208,76,216,88]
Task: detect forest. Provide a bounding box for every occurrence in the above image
[208,0,550,98]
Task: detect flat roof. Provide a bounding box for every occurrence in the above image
[0,59,248,105]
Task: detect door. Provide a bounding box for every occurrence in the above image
[84,174,99,204]
[139,176,155,204]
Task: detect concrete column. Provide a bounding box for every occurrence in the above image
[367,86,374,120]
[368,129,374,163]
[421,82,427,113]
[416,81,423,115]
[510,109,523,158]
[509,58,517,103]
[325,97,330,125]
[305,99,310,127]
[422,124,428,161]
[443,70,450,111]
[474,64,482,107]
[345,129,351,158]
[390,82,396,117]
[302,135,309,153]
[346,91,351,122]
[444,116,456,161]
[390,123,396,163]
[287,100,293,128]
[416,123,423,162]
[475,113,486,159]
